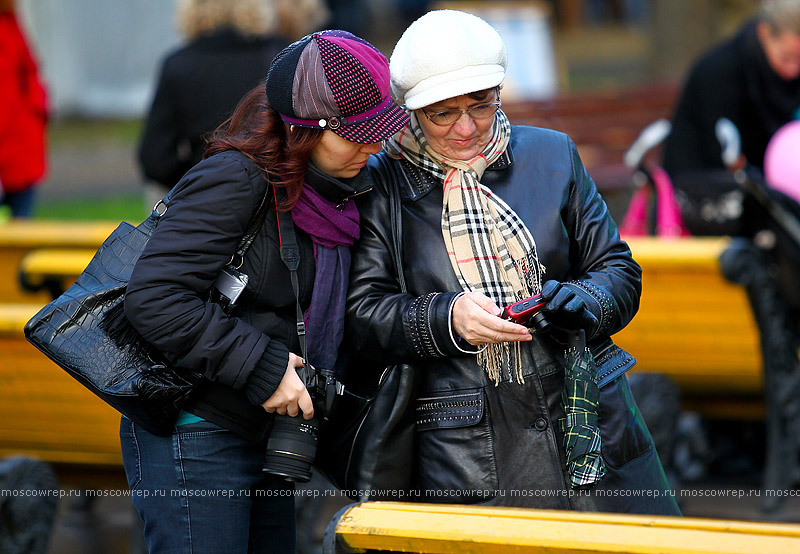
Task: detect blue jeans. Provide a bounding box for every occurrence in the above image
[120,417,296,553]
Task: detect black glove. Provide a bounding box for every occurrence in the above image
[541,280,599,336]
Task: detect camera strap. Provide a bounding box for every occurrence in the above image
[274,185,343,413]
[272,178,405,408]
[273,186,308,362]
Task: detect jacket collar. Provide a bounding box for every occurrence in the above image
[401,146,514,201]
[305,161,374,208]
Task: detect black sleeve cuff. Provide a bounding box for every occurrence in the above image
[402,292,479,358]
[243,340,289,405]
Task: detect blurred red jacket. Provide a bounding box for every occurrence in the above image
[0,11,47,193]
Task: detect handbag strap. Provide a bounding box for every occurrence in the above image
[232,189,270,264]
[388,180,406,293]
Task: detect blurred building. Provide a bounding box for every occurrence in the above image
[18,0,178,118]
[16,0,760,119]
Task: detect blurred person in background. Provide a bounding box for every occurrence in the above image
[138,0,329,208]
[326,0,369,38]
[663,0,800,177]
[0,0,48,219]
[396,0,430,26]
[660,1,800,492]
[662,0,800,312]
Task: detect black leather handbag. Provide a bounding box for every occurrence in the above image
[315,180,419,500]
[316,363,418,500]
[24,192,267,437]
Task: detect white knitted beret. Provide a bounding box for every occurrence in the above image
[390,10,508,110]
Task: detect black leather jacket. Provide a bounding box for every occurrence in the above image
[342,126,676,512]
[346,125,641,393]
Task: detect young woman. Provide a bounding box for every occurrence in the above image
[120,30,408,553]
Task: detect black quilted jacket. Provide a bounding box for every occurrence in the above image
[125,151,315,442]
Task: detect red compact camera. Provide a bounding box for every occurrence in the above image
[501,294,551,333]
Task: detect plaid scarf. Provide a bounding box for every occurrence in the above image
[385,110,544,383]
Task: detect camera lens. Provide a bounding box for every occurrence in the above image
[529,311,551,334]
[262,413,318,483]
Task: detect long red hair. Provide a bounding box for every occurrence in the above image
[205,85,322,210]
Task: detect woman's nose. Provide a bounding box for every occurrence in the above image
[452,112,477,135]
[362,142,382,154]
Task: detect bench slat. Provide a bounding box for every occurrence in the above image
[616,237,761,394]
[0,220,117,248]
[20,248,94,278]
[0,337,122,465]
[0,220,115,303]
[331,502,800,554]
[0,303,41,334]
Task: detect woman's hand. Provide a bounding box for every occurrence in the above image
[261,353,314,420]
[452,292,532,346]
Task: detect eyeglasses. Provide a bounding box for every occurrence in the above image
[421,101,501,126]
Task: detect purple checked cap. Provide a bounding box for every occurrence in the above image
[266,30,409,144]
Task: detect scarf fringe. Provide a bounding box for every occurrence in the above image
[515,252,545,295]
[479,341,526,385]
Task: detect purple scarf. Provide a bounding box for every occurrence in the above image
[291,183,360,371]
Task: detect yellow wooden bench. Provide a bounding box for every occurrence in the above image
[0,237,767,464]
[17,248,95,298]
[616,236,764,418]
[9,235,763,398]
[0,303,122,466]
[325,501,800,554]
[0,236,785,498]
[617,236,800,513]
[0,220,116,303]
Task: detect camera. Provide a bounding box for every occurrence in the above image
[262,363,341,483]
[501,293,551,334]
[209,264,249,315]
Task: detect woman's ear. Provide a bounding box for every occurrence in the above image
[756,19,776,46]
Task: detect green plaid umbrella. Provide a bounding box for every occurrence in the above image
[559,330,606,488]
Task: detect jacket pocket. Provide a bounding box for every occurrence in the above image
[416,389,483,430]
[597,374,654,469]
[414,389,499,498]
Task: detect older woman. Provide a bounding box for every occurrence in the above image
[345,10,680,515]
